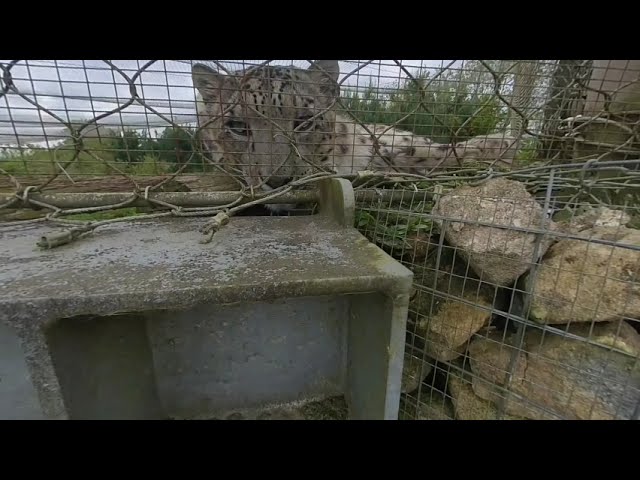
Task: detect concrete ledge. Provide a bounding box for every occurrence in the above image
[0,182,413,420]
[0,322,46,420]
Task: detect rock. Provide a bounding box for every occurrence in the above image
[404,232,431,262]
[399,389,454,420]
[415,295,489,362]
[447,372,525,420]
[467,321,640,420]
[553,205,631,233]
[526,226,640,325]
[410,260,497,362]
[401,351,433,394]
[433,178,554,287]
[426,340,470,363]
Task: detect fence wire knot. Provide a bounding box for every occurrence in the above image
[199,211,231,244]
[36,225,92,249]
[20,185,38,206]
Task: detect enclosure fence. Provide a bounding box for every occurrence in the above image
[1,59,639,420]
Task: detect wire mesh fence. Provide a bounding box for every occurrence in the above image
[358,162,640,420]
[1,59,639,419]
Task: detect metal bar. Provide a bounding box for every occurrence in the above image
[0,190,320,208]
[496,168,555,419]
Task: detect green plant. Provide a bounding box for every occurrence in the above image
[355,199,435,253]
[340,63,508,144]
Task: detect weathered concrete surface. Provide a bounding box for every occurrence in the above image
[146,295,347,419]
[0,212,413,420]
[0,216,411,310]
[46,313,165,420]
[0,322,45,419]
[347,291,410,419]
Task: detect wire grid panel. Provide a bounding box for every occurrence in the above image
[355,160,640,420]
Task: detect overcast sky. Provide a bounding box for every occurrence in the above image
[0,60,465,148]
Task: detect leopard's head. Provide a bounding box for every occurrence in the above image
[192,60,340,192]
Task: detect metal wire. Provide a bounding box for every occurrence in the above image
[2,59,640,419]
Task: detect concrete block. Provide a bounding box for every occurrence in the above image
[0,179,412,420]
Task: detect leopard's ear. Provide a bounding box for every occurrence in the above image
[192,63,229,104]
[307,60,340,98]
[307,60,340,82]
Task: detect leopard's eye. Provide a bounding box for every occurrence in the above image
[225,119,249,136]
[294,114,315,131]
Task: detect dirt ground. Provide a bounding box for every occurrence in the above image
[200,396,349,420]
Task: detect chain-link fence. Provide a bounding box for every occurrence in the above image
[1,60,639,419]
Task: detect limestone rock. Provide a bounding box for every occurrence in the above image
[468,321,640,420]
[425,340,470,363]
[447,373,525,420]
[399,389,454,420]
[433,178,554,287]
[401,352,433,394]
[470,380,560,420]
[410,260,497,362]
[415,294,490,362]
[526,226,640,325]
[553,206,632,234]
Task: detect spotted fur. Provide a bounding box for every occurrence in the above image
[192,61,518,210]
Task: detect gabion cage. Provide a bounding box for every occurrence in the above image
[357,162,640,421]
[1,60,639,420]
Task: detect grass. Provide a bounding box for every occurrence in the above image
[355,202,434,251]
[64,207,143,221]
[1,143,177,178]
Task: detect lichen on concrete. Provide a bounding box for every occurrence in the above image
[0,215,412,321]
[0,213,413,420]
